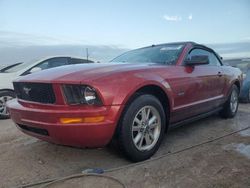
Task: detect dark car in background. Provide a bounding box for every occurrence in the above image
[224,58,250,102]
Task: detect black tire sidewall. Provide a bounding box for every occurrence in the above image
[118,94,167,162]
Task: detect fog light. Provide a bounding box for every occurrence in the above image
[60,116,105,124]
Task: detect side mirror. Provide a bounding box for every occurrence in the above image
[185,55,209,66]
[29,67,42,73]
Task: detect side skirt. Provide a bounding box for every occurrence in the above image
[169,107,223,130]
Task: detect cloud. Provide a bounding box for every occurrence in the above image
[207,42,250,59]
[163,15,182,22]
[0,30,89,47]
[242,37,250,41]
[0,30,129,64]
[188,14,193,20]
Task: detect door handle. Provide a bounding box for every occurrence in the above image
[217,72,222,77]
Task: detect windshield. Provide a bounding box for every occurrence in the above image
[3,59,37,73]
[111,44,184,65]
[0,63,21,72]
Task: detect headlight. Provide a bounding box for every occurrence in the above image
[62,84,102,105]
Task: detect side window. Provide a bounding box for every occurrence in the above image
[209,53,221,66]
[46,57,68,68]
[34,61,49,70]
[70,58,84,64]
[186,48,210,65]
[70,58,93,64]
[21,57,69,76]
[21,61,50,76]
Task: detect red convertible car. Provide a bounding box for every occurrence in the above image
[7,42,242,162]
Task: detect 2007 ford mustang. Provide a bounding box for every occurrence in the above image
[7,42,243,162]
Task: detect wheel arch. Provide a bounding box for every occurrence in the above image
[129,85,170,119]
[224,80,241,100]
[233,80,241,92]
[112,83,171,139]
[0,89,15,94]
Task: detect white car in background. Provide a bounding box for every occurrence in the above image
[0,62,23,72]
[0,56,94,119]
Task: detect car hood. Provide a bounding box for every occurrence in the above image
[15,63,165,84]
[0,72,19,89]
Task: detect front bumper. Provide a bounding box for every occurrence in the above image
[7,99,122,148]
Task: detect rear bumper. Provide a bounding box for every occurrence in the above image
[7,99,122,148]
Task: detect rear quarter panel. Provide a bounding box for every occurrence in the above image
[221,65,243,97]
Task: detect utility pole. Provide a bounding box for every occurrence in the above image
[86,48,89,62]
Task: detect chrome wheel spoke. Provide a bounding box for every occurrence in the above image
[146,108,151,119]
[0,101,3,111]
[149,130,154,140]
[134,117,142,125]
[145,134,151,145]
[148,115,157,127]
[0,95,13,116]
[132,125,141,132]
[134,132,143,145]
[141,108,147,122]
[138,134,144,148]
[2,106,7,115]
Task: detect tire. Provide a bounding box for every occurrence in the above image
[220,85,239,118]
[117,94,167,162]
[0,90,16,119]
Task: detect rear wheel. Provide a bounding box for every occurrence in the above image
[117,94,166,162]
[0,91,16,119]
[220,85,239,118]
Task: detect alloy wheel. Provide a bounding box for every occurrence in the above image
[230,90,238,113]
[0,96,13,116]
[132,105,161,151]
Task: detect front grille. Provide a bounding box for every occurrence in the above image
[17,124,49,136]
[13,82,56,104]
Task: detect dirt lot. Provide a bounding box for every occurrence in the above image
[0,104,249,188]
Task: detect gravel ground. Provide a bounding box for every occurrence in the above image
[0,104,249,188]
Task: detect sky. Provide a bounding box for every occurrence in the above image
[0,0,250,63]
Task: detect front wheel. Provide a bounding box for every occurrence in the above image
[118,94,166,162]
[220,85,239,118]
[0,91,16,119]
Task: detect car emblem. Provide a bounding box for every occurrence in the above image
[23,87,31,95]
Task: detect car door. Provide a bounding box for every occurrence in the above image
[207,51,226,100]
[170,48,223,123]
